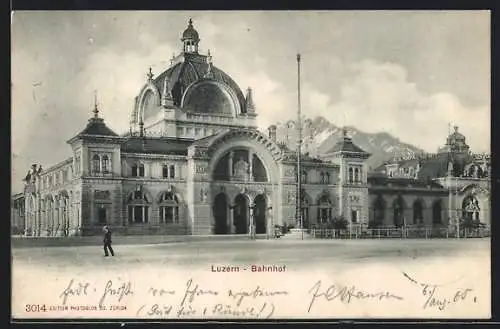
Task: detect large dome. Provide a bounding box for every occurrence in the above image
[152,56,247,116]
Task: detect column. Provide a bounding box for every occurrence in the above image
[229,208,235,234]
[248,150,254,182]
[142,206,146,223]
[249,203,254,238]
[228,151,234,180]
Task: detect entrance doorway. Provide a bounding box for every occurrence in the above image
[213,193,228,234]
[254,194,267,234]
[234,194,248,234]
[98,207,107,224]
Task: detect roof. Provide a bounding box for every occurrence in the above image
[182,19,200,42]
[153,54,247,114]
[416,153,451,180]
[326,135,369,155]
[368,176,445,189]
[189,130,227,148]
[75,117,119,137]
[121,136,194,155]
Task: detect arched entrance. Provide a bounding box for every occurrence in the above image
[393,196,405,227]
[373,196,386,227]
[254,194,267,234]
[462,195,480,222]
[213,193,228,234]
[234,194,249,234]
[412,199,424,225]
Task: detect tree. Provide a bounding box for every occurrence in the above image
[331,216,348,230]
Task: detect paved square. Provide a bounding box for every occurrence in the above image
[12,238,490,319]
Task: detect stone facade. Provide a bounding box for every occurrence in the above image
[14,19,490,237]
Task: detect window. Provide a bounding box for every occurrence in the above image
[97,204,107,224]
[102,155,110,173]
[132,163,145,177]
[169,165,175,179]
[74,156,81,174]
[162,165,169,178]
[159,192,179,223]
[325,172,330,184]
[92,154,100,173]
[354,168,360,182]
[351,210,358,223]
[348,168,353,183]
[320,172,325,184]
[127,188,149,224]
[62,170,68,182]
[317,194,333,224]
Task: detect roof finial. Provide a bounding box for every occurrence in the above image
[146,67,153,80]
[204,49,214,78]
[93,90,99,118]
[342,126,348,138]
[188,18,193,27]
[454,125,458,133]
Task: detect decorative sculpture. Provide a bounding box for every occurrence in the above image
[233,157,249,181]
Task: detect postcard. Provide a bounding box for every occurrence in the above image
[11,10,491,320]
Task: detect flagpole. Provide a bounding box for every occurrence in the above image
[296,53,303,240]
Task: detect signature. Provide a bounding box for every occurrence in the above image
[99,280,134,307]
[307,280,403,313]
[402,272,476,311]
[228,286,289,306]
[58,279,91,305]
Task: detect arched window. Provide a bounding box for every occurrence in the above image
[169,165,175,179]
[413,200,424,224]
[348,168,353,183]
[101,155,110,173]
[127,188,149,224]
[139,164,145,177]
[320,172,325,184]
[159,192,179,224]
[162,165,169,178]
[325,172,330,184]
[92,154,100,173]
[354,168,360,182]
[432,200,442,226]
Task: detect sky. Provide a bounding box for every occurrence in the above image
[11,11,490,193]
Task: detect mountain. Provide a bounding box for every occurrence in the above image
[271,116,425,171]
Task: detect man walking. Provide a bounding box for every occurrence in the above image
[103,225,115,257]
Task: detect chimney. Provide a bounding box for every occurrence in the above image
[268,125,277,142]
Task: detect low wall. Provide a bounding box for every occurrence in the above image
[11,234,270,248]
